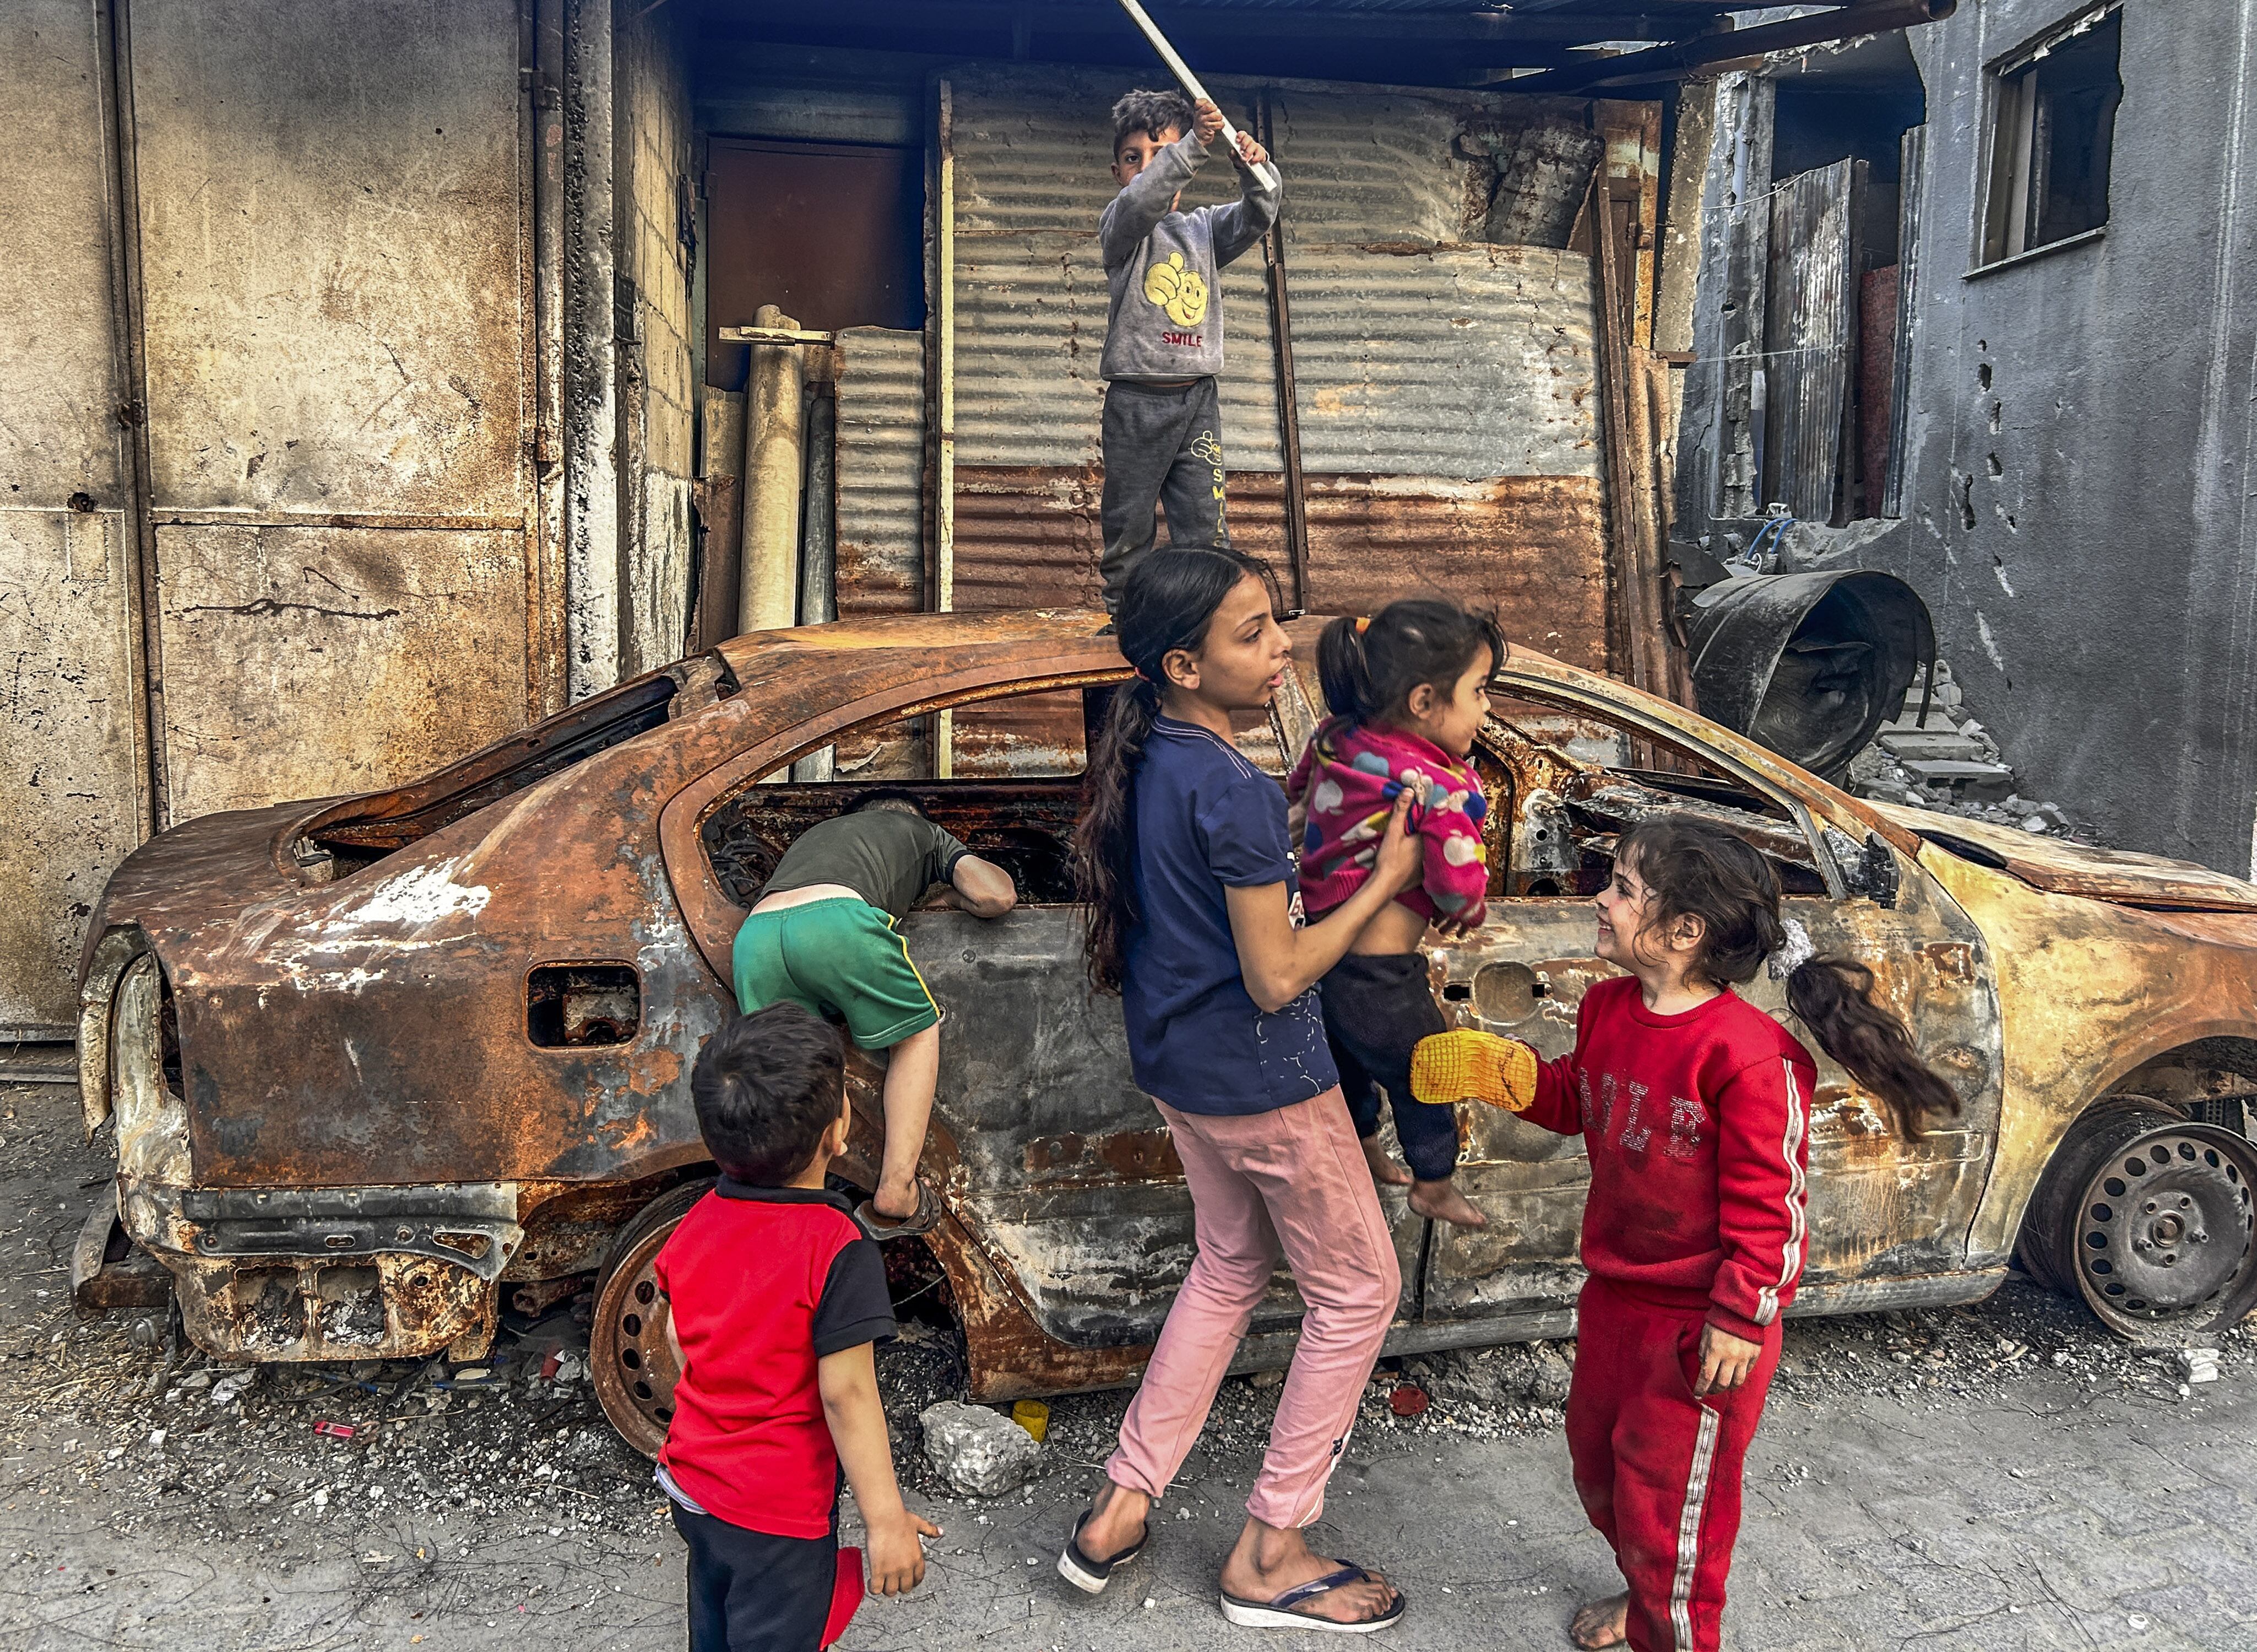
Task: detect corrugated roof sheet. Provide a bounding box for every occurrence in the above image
[834,327,925,614]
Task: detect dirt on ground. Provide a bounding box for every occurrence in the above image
[8,1073,2257,1650]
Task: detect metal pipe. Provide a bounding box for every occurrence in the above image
[1111,0,1282,192]
[791,390,837,782]
[1255,90,1309,615]
[739,303,806,637]
[1518,0,1955,95]
[935,77,957,779]
[95,0,169,833]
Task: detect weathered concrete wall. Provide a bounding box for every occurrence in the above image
[617,0,696,676]
[1808,0,2257,874]
[129,0,535,822]
[0,2,146,1035]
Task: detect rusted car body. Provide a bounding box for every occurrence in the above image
[78,611,2257,1454]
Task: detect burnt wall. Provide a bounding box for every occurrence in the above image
[1831,0,2257,873]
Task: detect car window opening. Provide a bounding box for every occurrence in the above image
[704,779,1082,909]
[300,657,739,881]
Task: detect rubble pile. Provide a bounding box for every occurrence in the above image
[1846,659,2084,836]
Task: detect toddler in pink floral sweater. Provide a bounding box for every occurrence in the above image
[1286,601,1503,1228]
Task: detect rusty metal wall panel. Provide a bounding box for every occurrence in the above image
[153,525,530,823]
[834,327,926,616]
[952,466,1611,671]
[124,0,536,825]
[131,0,528,519]
[1,0,148,1033]
[953,230,1283,471]
[1283,243,1599,480]
[946,68,1598,481]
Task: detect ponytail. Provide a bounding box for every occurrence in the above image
[1613,816,1962,1140]
[1072,547,1269,993]
[1073,677,1163,994]
[1317,600,1505,729]
[1784,958,1962,1139]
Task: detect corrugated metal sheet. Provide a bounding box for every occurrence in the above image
[951,466,1611,671]
[834,327,925,615]
[954,237,1597,480]
[950,67,1493,247]
[1283,244,1598,478]
[948,69,1600,481]
[953,231,1283,470]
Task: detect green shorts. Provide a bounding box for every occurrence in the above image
[731,898,940,1051]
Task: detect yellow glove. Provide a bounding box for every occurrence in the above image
[1410,1029,1538,1112]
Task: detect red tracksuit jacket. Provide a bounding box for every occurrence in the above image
[1523,976,1815,1341]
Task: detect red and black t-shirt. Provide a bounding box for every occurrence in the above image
[654,1182,895,1537]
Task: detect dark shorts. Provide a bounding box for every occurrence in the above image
[673,1502,839,1652]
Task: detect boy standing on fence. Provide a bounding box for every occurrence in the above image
[1095,89,1279,614]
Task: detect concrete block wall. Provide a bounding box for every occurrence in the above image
[618,0,696,673]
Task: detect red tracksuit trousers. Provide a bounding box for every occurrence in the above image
[1565,1277,1783,1652]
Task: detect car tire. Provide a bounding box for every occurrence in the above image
[2017,1096,2257,1343]
[590,1177,715,1459]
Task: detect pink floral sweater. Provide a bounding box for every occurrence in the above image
[1285,716,1490,926]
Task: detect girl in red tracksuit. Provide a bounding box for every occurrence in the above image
[1517,816,1961,1652]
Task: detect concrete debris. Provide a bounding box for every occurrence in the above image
[918,1400,1043,1498]
[1846,657,2085,835]
[2179,1348,2221,1384]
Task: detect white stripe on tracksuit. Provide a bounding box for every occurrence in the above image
[1667,1406,1722,1652]
[1752,1058,1808,1328]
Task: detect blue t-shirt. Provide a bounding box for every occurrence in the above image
[1121,716,1338,1116]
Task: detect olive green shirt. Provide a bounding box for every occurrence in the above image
[764,809,970,920]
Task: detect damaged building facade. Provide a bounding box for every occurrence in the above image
[1672,0,2257,877]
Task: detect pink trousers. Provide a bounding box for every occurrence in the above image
[1105,1088,1401,1529]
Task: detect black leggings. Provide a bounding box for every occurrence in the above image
[1319,952,1458,1183]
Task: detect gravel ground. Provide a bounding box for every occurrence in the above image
[8,1072,2257,1650]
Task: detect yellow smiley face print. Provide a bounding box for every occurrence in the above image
[1142,252,1210,327]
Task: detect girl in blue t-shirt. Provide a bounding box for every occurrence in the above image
[1057,548,1420,1634]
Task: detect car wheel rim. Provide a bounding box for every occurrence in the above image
[2064,1120,2257,1336]
[590,1195,701,1459]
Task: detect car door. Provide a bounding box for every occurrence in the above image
[1419,687,2004,1328]
[701,677,1426,1354]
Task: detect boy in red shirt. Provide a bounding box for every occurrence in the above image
[655,1002,942,1651]
[1427,817,1956,1651]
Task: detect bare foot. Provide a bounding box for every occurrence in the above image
[1569,1591,1630,1649]
[1360,1135,1413,1188]
[1219,1518,1399,1627]
[1078,1479,1149,1563]
[872,1180,919,1222]
[1409,1176,1488,1228]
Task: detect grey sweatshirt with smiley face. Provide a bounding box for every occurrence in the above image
[1097,129,1282,384]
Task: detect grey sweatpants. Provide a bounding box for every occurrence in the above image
[1098,377,1230,613]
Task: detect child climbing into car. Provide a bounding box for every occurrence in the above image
[1287,600,1506,1230]
[1062,548,1419,1632]
[733,791,1018,1237]
[1416,816,1961,1651]
[655,1002,941,1650]
[1095,89,1278,613]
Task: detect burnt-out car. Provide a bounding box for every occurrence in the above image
[75,610,2257,1455]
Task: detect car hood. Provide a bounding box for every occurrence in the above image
[1871,801,2257,912]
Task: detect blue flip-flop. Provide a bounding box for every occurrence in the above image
[1219,1563,1407,1633]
